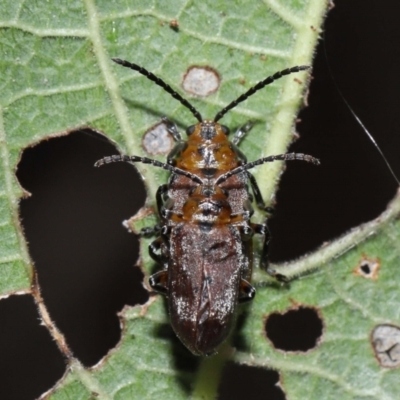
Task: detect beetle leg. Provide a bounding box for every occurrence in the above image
[156,184,169,217]
[246,172,275,215]
[252,222,288,282]
[230,143,247,163]
[149,226,171,294]
[230,122,253,162]
[149,270,168,295]
[239,278,256,303]
[140,225,161,237]
[232,121,254,146]
[167,141,186,165]
[161,117,188,166]
[247,172,265,210]
[139,184,169,236]
[252,222,270,266]
[266,269,289,283]
[161,116,182,142]
[149,237,169,266]
[238,223,253,240]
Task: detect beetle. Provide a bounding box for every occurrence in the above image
[95,58,319,355]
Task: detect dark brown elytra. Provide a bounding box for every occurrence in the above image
[95,58,319,356]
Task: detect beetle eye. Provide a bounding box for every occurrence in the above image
[220,125,230,135]
[186,125,196,135]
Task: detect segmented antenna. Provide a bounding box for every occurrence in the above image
[214,65,311,122]
[215,153,320,184]
[95,155,204,184]
[112,58,203,122]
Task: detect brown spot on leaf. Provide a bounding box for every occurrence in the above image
[169,19,179,31]
[353,255,380,280]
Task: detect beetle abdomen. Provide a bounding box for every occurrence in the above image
[168,223,243,355]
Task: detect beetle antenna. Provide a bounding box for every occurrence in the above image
[215,152,320,184]
[112,58,203,122]
[214,65,310,122]
[95,155,203,184]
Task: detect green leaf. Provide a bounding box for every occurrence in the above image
[237,193,400,399]
[5,1,399,400]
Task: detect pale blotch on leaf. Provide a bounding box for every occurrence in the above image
[353,255,380,280]
[142,122,174,156]
[371,324,400,368]
[182,66,220,97]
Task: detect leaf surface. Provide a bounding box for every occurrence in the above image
[4,1,397,400]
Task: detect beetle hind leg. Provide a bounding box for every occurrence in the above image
[149,270,168,295]
[252,222,289,283]
[239,279,256,303]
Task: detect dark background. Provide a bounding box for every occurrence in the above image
[2,1,400,398]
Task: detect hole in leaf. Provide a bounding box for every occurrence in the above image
[265,306,323,352]
[218,362,285,400]
[361,263,371,274]
[17,130,148,368]
[353,256,380,280]
[0,295,65,400]
[268,5,400,263]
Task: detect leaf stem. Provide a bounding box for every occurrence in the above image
[253,188,400,282]
[191,343,232,400]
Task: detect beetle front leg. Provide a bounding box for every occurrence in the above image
[161,116,182,142]
[232,121,254,146]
